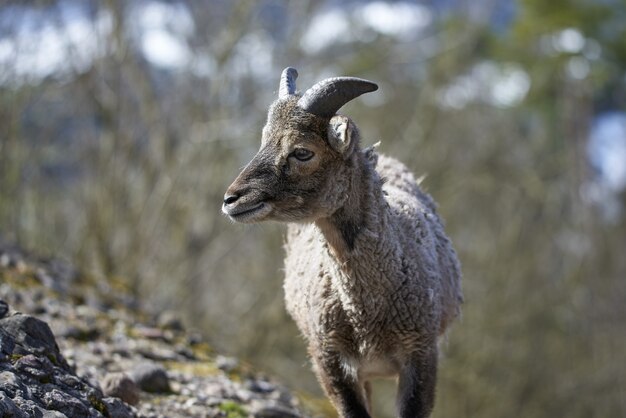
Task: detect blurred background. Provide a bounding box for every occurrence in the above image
[1,0,625,416]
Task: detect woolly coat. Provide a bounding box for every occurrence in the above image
[283,150,462,375]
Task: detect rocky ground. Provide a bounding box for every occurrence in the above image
[0,241,325,417]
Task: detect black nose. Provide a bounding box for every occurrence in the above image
[223,193,240,205]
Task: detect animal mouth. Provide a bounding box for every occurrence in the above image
[223,201,271,223]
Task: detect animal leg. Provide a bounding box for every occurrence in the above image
[396,348,438,418]
[311,350,371,418]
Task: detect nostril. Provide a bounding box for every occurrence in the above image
[223,193,240,205]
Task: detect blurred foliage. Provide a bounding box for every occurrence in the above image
[1,0,625,417]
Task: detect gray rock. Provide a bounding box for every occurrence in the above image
[252,404,302,418]
[0,371,27,398]
[102,397,136,418]
[42,410,69,418]
[0,328,15,361]
[56,374,83,390]
[0,314,68,370]
[14,354,54,383]
[130,362,171,393]
[59,324,100,342]
[0,299,8,318]
[0,243,309,418]
[9,395,39,418]
[0,391,29,418]
[157,311,185,332]
[42,388,90,417]
[101,372,140,405]
[216,355,238,372]
[0,253,9,267]
[246,379,276,394]
[0,251,22,269]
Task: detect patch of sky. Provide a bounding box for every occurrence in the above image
[437,61,530,110]
[0,0,202,85]
[0,1,111,86]
[582,112,626,221]
[301,2,432,53]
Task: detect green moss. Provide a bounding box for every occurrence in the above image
[46,353,59,366]
[218,401,247,418]
[1,268,40,290]
[88,393,109,416]
[189,342,214,360]
[9,354,24,362]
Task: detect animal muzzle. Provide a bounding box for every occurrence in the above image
[222,184,272,223]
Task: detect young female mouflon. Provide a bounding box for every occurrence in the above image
[223,67,462,418]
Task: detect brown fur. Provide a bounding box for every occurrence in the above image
[223,85,462,418]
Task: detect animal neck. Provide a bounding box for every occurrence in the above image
[315,149,383,261]
[314,149,404,340]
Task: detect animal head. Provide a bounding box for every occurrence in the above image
[222,67,378,223]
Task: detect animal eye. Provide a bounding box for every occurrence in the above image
[292,148,314,162]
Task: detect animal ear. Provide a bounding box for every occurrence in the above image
[327,115,354,155]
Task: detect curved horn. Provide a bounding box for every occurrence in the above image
[297,77,378,118]
[279,67,298,98]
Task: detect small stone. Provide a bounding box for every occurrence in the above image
[271,388,293,405]
[236,389,252,402]
[206,397,224,407]
[0,329,15,360]
[0,392,28,418]
[187,332,203,345]
[157,311,185,331]
[14,354,54,383]
[175,345,196,359]
[56,374,82,389]
[0,313,69,369]
[252,404,301,418]
[130,362,171,393]
[0,371,26,398]
[59,324,100,342]
[15,260,27,274]
[9,396,36,418]
[136,345,179,361]
[133,325,168,341]
[0,299,8,318]
[216,355,238,372]
[102,397,135,418]
[42,389,90,417]
[245,379,276,393]
[41,411,69,418]
[184,398,198,407]
[101,372,140,405]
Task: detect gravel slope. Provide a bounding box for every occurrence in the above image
[0,242,320,418]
